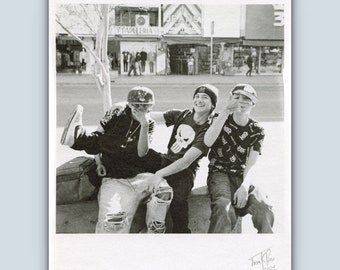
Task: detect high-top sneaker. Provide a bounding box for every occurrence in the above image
[60,104,83,147]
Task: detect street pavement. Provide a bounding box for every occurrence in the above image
[57,72,283,85]
[56,73,284,126]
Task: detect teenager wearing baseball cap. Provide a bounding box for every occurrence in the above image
[204,83,274,233]
[60,86,173,234]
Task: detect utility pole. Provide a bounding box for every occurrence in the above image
[210,21,214,77]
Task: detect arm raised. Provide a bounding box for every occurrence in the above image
[204,95,239,147]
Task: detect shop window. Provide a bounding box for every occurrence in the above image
[260,47,283,73]
[233,46,253,68]
[149,13,157,26]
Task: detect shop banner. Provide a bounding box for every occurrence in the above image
[245,5,284,40]
[163,4,202,35]
[111,26,160,36]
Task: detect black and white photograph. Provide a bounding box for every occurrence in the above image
[50,0,291,269]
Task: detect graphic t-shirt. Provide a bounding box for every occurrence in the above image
[208,113,265,175]
[163,109,210,172]
[98,105,155,178]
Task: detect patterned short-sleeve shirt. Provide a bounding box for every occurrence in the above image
[208,113,265,175]
[98,105,155,178]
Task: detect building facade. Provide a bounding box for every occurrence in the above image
[55,4,284,75]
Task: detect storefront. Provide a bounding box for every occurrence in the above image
[117,39,158,75]
[162,4,242,75]
[111,5,161,75]
[243,5,285,74]
[56,36,83,73]
[163,40,240,75]
[161,4,202,75]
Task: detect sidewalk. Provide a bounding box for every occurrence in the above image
[57,72,283,86]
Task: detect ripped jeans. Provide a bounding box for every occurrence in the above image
[95,173,173,233]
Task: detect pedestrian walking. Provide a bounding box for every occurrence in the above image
[140,48,147,73]
[246,53,253,76]
[135,52,142,75]
[127,52,136,76]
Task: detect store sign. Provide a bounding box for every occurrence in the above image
[112,26,159,35]
[245,5,284,40]
[163,4,202,35]
[273,5,284,27]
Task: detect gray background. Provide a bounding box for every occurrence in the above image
[1,0,339,269]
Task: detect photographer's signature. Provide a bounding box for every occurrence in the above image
[249,248,275,270]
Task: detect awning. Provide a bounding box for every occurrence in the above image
[56,36,82,46]
[243,40,284,47]
[113,36,160,42]
[163,35,240,45]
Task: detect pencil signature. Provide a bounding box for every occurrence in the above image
[249,248,275,270]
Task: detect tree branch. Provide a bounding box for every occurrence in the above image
[79,4,97,35]
[95,4,103,20]
[56,16,107,75]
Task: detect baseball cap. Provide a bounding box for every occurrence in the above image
[231,84,258,104]
[127,86,155,105]
[193,84,219,108]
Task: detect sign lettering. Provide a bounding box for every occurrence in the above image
[273,5,284,27]
[111,26,159,35]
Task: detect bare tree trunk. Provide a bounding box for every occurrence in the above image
[93,4,112,113]
[56,4,112,113]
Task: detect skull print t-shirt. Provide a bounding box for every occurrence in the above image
[163,109,210,171]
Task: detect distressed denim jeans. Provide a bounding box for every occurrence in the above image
[95,173,173,233]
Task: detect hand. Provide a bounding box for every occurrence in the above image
[224,94,240,113]
[146,174,163,193]
[131,107,149,125]
[109,101,127,116]
[233,185,248,208]
[96,164,107,177]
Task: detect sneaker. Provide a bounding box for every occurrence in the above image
[60,105,83,147]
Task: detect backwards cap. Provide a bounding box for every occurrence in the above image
[231,84,258,104]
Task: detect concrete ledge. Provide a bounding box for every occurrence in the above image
[56,187,242,234]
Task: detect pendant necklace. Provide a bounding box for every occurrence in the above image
[121,120,141,149]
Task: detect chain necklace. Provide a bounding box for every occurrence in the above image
[120,119,141,149]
